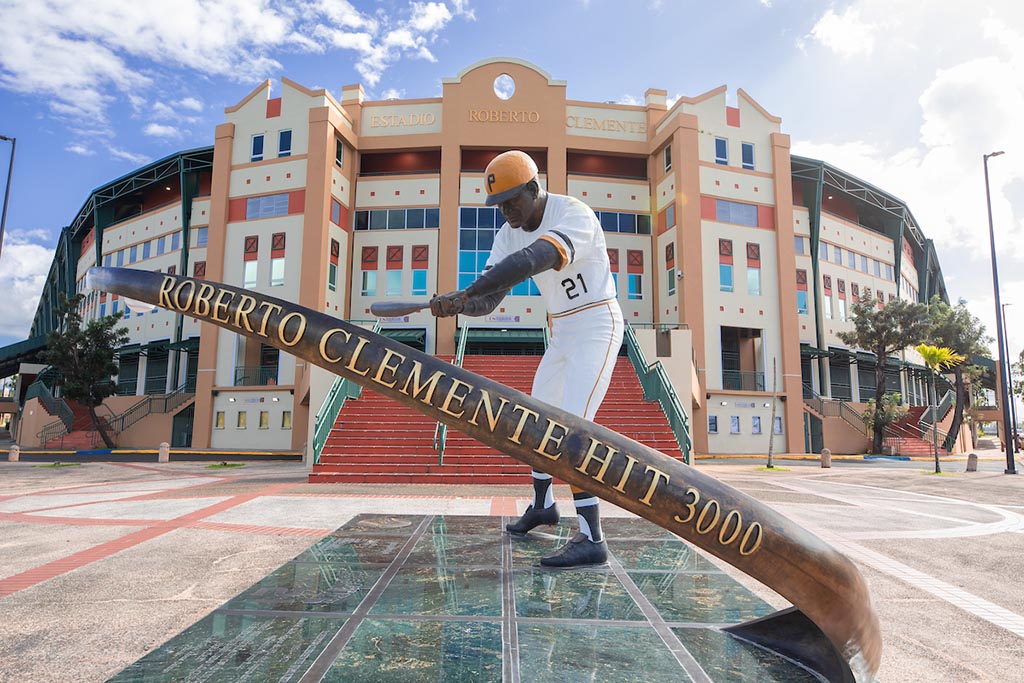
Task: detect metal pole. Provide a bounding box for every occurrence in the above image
[0,135,16,263]
[1002,303,1019,454]
[984,151,1015,474]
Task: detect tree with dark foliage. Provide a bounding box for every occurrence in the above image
[839,297,930,454]
[46,294,130,448]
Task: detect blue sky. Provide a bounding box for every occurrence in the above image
[1,0,1023,357]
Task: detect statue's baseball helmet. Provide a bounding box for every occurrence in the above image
[484,150,538,206]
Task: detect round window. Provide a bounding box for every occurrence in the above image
[493,74,515,100]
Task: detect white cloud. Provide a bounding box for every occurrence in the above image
[380,88,405,100]
[0,0,472,130]
[177,96,203,112]
[108,147,149,165]
[65,144,95,156]
[0,230,55,342]
[617,94,643,106]
[809,7,877,59]
[143,123,181,138]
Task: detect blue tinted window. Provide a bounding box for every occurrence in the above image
[628,273,642,300]
[460,207,477,229]
[387,209,406,229]
[246,193,289,219]
[478,208,495,229]
[369,210,387,230]
[619,213,636,234]
[406,209,425,229]
[355,211,369,230]
[741,142,754,170]
[142,241,151,259]
[425,208,440,228]
[412,269,428,296]
[716,200,757,227]
[715,137,728,165]
[251,134,264,162]
[797,290,808,314]
[720,264,733,292]
[600,212,618,232]
[278,130,292,158]
[637,215,651,235]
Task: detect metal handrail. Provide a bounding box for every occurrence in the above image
[38,419,68,446]
[26,380,73,431]
[434,325,470,465]
[722,369,766,392]
[233,365,278,387]
[623,324,692,463]
[312,321,381,464]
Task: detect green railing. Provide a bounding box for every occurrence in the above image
[434,325,470,465]
[26,379,73,431]
[312,321,381,464]
[105,381,196,435]
[623,325,692,463]
[233,365,278,386]
[722,369,766,392]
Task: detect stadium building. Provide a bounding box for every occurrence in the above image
[2,58,961,466]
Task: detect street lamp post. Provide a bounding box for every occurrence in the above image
[984,150,1016,474]
[0,135,15,263]
[1002,302,1019,454]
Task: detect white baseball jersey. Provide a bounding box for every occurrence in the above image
[486,193,617,317]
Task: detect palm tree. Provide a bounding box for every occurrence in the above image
[915,344,966,473]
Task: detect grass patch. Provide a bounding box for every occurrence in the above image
[756,465,791,472]
[205,462,246,469]
[32,462,83,468]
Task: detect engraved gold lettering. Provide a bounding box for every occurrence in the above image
[508,405,540,445]
[468,390,509,432]
[372,347,407,388]
[401,360,445,404]
[345,336,372,376]
[739,523,763,556]
[158,277,175,310]
[673,487,700,524]
[439,378,473,418]
[173,281,196,311]
[638,466,669,506]
[719,510,742,545]
[318,328,351,363]
[277,312,306,347]
[234,295,257,332]
[193,283,216,317]
[255,302,283,337]
[534,419,568,461]
[577,438,617,483]
[211,289,232,323]
[612,454,639,493]
[695,499,721,535]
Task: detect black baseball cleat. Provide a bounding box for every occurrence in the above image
[539,532,608,568]
[505,504,560,536]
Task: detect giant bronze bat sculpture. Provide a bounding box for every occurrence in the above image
[88,267,880,682]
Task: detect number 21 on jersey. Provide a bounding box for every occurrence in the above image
[561,274,588,300]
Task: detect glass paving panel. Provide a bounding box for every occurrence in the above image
[106,613,345,683]
[322,619,503,683]
[518,623,694,683]
[107,514,824,683]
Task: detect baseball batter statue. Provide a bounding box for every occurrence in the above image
[431,150,623,568]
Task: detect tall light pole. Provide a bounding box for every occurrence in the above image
[1002,302,1019,454]
[984,150,1015,474]
[0,135,15,263]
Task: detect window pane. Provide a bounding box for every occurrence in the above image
[412,269,428,296]
[243,261,258,288]
[251,134,264,161]
[794,236,804,254]
[335,139,343,167]
[278,130,292,157]
[355,211,369,230]
[752,416,762,434]
[666,204,676,227]
[328,263,337,291]
[282,410,293,429]
[386,270,402,296]
[369,210,387,230]
[259,411,269,429]
[237,411,247,429]
[708,415,718,433]
[142,241,151,259]
[797,290,808,314]
[215,411,225,429]
[747,267,761,296]
[715,137,728,164]
[628,273,643,300]
[834,246,842,262]
[720,264,733,292]
[460,207,477,229]
[477,229,494,251]
[741,142,754,169]
[387,209,406,229]
[406,208,425,229]
[271,257,285,287]
[619,213,637,234]
[459,229,476,250]
[478,208,495,229]
[425,208,440,228]
[600,212,618,232]
[361,270,377,296]
[730,415,740,433]
[637,214,651,235]
[848,251,856,268]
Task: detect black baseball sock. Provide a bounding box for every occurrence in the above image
[573,491,602,542]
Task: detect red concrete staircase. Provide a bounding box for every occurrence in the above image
[310,355,685,484]
[885,406,950,458]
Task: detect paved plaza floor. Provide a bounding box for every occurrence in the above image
[0,451,1022,682]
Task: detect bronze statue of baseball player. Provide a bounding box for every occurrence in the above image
[431,150,623,568]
